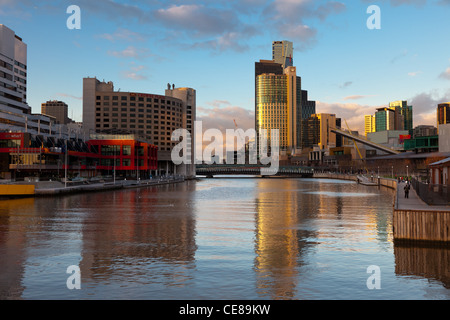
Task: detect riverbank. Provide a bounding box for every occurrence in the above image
[0,177,186,198]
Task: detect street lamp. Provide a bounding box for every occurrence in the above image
[391,166,393,179]
[406,165,409,178]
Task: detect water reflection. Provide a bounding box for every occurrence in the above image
[0,178,449,299]
[78,182,198,290]
[254,179,318,299]
[394,244,450,289]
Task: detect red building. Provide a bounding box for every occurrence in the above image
[0,132,157,180]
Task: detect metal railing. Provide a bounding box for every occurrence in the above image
[411,178,450,205]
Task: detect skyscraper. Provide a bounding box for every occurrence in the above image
[272,41,293,69]
[255,41,315,156]
[375,107,396,132]
[389,100,412,132]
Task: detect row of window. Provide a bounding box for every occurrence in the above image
[96,95,180,106]
[95,101,182,112]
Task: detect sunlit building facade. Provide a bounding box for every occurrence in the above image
[389,100,412,132]
[82,77,196,177]
[255,42,315,157]
[437,102,450,130]
[364,115,376,136]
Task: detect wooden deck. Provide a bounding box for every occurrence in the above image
[394,181,450,244]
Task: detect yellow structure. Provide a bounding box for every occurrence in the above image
[0,184,35,196]
[364,115,376,136]
[256,66,300,155]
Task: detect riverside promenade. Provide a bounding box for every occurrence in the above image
[394,181,450,244]
[313,172,450,244]
[0,176,186,198]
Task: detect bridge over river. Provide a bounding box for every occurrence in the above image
[195,165,314,178]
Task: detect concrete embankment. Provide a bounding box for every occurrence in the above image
[1,178,186,198]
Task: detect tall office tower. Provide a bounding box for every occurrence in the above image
[256,66,313,155]
[0,25,30,125]
[437,102,450,126]
[364,115,376,136]
[389,100,412,132]
[255,59,284,149]
[272,41,293,69]
[41,100,69,124]
[255,41,315,157]
[82,77,195,177]
[375,107,396,132]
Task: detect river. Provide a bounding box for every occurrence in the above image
[0,177,449,300]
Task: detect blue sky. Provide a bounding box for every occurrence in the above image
[1,0,450,133]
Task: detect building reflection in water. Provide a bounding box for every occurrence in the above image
[78,182,198,289]
[394,244,450,289]
[0,197,35,299]
[254,179,318,299]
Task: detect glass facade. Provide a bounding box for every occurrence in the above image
[256,74,289,151]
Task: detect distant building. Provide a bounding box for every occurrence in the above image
[389,100,413,132]
[367,130,410,151]
[364,115,376,136]
[413,125,437,138]
[310,113,338,151]
[272,40,294,69]
[375,107,396,132]
[41,100,70,124]
[437,102,450,131]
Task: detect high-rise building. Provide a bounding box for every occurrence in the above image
[389,100,412,132]
[364,115,376,136]
[82,77,195,177]
[272,41,293,69]
[255,41,315,157]
[437,102,450,126]
[41,100,70,124]
[375,107,396,132]
[0,24,57,136]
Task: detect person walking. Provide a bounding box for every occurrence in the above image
[404,183,410,199]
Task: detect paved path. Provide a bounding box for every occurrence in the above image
[396,182,450,211]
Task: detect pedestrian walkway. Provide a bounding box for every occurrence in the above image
[396,181,450,211]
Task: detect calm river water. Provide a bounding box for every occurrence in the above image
[0,178,449,300]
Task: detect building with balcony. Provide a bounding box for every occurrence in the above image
[82,77,196,178]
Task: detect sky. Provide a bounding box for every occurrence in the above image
[1,0,450,134]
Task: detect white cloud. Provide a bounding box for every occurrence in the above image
[98,28,147,42]
[408,71,421,77]
[107,46,152,60]
[439,67,450,80]
[121,64,147,80]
